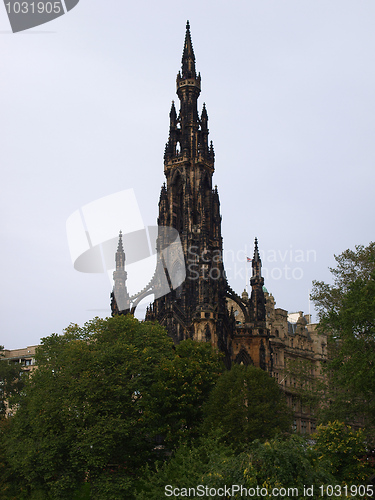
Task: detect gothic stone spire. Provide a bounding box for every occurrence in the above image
[181,20,196,79]
[250,237,266,322]
[147,22,230,356]
[111,231,130,316]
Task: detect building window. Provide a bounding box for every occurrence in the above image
[301,420,307,434]
[292,397,298,412]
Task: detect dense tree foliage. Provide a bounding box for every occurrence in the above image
[311,242,375,429]
[149,339,224,448]
[313,421,372,483]
[135,434,340,500]
[0,347,27,499]
[2,316,222,499]
[0,418,25,500]
[311,242,375,317]
[1,313,374,498]
[202,364,292,451]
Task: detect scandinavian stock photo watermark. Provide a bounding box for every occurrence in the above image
[66,190,317,309]
[66,189,186,309]
[222,245,317,283]
[164,484,374,498]
[3,0,79,32]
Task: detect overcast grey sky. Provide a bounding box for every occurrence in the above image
[1,0,374,349]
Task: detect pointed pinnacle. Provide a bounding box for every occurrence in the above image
[170,100,177,119]
[183,21,194,58]
[159,183,167,203]
[201,102,208,119]
[253,237,260,262]
[181,20,196,79]
[117,230,124,252]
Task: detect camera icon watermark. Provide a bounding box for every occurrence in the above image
[66,189,186,312]
[3,0,79,33]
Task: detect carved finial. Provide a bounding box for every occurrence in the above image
[201,102,208,120]
[117,230,124,252]
[253,237,260,262]
[181,20,196,79]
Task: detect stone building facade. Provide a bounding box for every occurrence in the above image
[0,345,38,374]
[229,293,327,434]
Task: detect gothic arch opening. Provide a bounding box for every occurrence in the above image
[234,348,254,367]
[205,323,211,342]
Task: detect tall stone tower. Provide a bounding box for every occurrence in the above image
[111,21,274,373]
[146,21,232,355]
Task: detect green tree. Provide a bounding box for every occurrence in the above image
[0,348,28,499]
[4,316,175,499]
[311,242,375,317]
[3,316,223,500]
[0,418,28,500]
[149,339,223,448]
[313,421,373,484]
[135,434,336,500]
[311,243,375,429]
[240,436,337,499]
[202,364,292,451]
[134,434,234,499]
